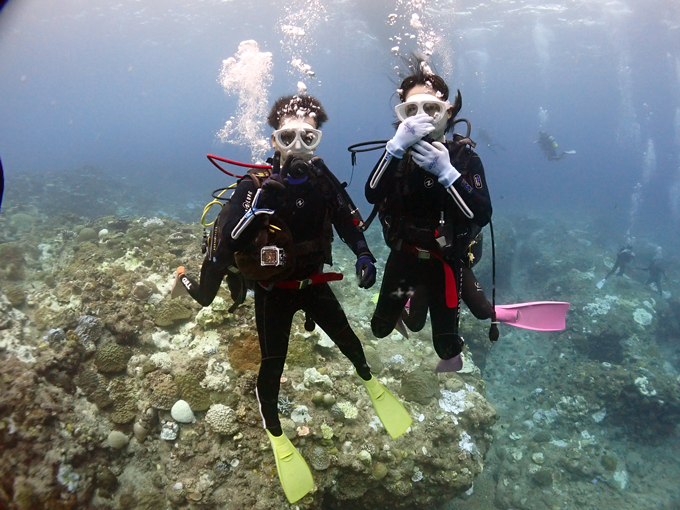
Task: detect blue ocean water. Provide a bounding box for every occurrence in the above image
[1,1,680,509]
[1,0,678,245]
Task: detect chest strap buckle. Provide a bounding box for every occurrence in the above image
[416,248,431,259]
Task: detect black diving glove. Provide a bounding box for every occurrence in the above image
[257,173,289,210]
[356,254,376,289]
[281,155,313,180]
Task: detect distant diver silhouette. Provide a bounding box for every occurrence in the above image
[537,130,576,161]
[477,127,506,154]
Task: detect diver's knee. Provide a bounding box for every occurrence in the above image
[371,315,394,338]
[403,316,426,332]
[432,334,464,360]
[469,305,493,320]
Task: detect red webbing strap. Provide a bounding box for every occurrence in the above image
[273,272,344,290]
[401,243,458,308]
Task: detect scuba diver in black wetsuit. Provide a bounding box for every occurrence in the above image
[212,95,410,504]
[641,248,666,295]
[537,130,576,161]
[365,59,497,373]
[597,242,635,289]
[606,244,636,278]
[645,258,666,295]
[171,222,248,312]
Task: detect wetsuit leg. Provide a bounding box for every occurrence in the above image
[302,284,371,379]
[254,285,299,435]
[181,257,226,307]
[604,262,619,280]
[371,250,417,338]
[225,271,248,312]
[402,284,428,332]
[427,262,464,360]
[460,265,493,320]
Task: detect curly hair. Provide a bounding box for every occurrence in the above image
[267,95,329,129]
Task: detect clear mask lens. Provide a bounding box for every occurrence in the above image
[274,127,322,151]
[395,97,449,123]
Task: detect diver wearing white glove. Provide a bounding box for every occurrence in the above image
[385,113,435,159]
[411,139,471,218]
[411,140,461,187]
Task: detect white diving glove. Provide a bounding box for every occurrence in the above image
[411,140,461,187]
[385,113,435,159]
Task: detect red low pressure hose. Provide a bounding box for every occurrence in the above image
[207,154,272,179]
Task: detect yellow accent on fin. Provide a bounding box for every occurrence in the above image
[371,293,380,304]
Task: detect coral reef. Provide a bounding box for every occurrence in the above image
[174,371,211,411]
[94,342,132,374]
[153,300,193,327]
[4,177,678,510]
[204,404,240,435]
[400,369,441,405]
[227,330,261,373]
[146,372,180,410]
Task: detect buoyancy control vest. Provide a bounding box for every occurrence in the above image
[229,161,359,282]
[379,133,485,267]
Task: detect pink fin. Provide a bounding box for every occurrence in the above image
[394,317,410,339]
[435,354,463,373]
[495,301,570,331]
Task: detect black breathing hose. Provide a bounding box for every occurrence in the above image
[488,219,499,343]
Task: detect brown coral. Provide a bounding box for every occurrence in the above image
[175,372,211,412]
[108,378,138,424]
[400,370,441,405]
[0,242,26,281]
[95,342,132,374]
[4,284,26,307]
[146,372,179,410]
[228,331,261,373]
[76,367,113,410]
[154,300,193,327]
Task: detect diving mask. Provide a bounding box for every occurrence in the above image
[272,120,322,160]
[395,94,451,139]
[395,94,450,123]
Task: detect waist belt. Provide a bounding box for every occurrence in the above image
[273,271,344,290]
[401,243,458,309]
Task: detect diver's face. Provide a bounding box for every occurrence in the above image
[402,85,453,140]
[271,116,321,161]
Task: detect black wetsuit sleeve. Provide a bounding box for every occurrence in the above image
[220,177,267,252]
[448,148,492,227]
[365,150,400,205]
[332,207,375,260]
[182,256,226,307]
[319,167,375,261]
